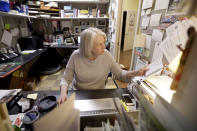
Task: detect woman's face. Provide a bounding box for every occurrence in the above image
[91,35,106,57]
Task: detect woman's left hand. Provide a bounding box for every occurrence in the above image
[137,67,149,76]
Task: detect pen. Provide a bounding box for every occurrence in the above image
[120,100,129,112]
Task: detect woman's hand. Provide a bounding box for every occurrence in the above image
[136,66,149,76]
[58,86,68,104]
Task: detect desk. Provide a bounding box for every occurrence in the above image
[8,88,134,130]
[50,43,79,49]
[0,48,48,78]
[22,88,131,100]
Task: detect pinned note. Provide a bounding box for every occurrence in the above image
[134,34,146,47]
[154,0,170,10]
[149,14,161,26]
[1,30,12,47]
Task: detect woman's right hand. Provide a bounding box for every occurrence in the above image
[58,86,68,104]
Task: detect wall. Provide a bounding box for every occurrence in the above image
[123,0,139,11]
[122,0,139,52]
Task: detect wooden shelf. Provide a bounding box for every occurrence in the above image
[0,11,109,20]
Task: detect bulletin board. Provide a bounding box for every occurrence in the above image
[131,0,197,76]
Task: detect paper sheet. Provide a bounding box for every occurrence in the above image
[1,30,12,47]
[149,14,161,26]
[159,38,180,63]
[145,59,163,77]
[141,16,150,27]
[21,50,36,54]
[11,28,19,36]
[134,34,146,47]
[166,21,180,38]
[154,0,170,10]
[145,35,152,49]
[151,29,164,42]
[141,10,145,16]
[151,42,163,63]
[142,0,153,9]
[27,93,38,100]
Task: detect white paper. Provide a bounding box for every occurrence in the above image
[142,0,153,9]
[154,0,170,10]
[151,29,164,42]
[21,28,28,37]
[166,21,180,38]
[1,30,12,47]
[151,42,163,63]
[159,38,180,63]
[141,16,150,27]
[11,28,19,36]
[145,35,152,49]
[149,14,161,26]
[21,50,36,54]
[145,59,163,77]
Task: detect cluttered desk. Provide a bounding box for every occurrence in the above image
[0,48,48,78]
[0,88,138,131]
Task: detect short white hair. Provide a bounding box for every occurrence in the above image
[79,27,106,58]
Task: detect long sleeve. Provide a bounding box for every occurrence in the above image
[106,51,130,82]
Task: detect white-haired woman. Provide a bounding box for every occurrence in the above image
[58,27,148,104]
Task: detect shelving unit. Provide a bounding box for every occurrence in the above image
[0,11,36,19]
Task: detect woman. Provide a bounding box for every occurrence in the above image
[58,28,148,104]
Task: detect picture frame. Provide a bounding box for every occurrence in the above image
[74,26,81,34]
[96,20,106,26]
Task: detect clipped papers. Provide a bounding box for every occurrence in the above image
[149,14,161,26]
[141,16,150,27]
[145,35,152,49]
[151,42,163,63]
[142,0,153,9]
[154,0,170,10]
